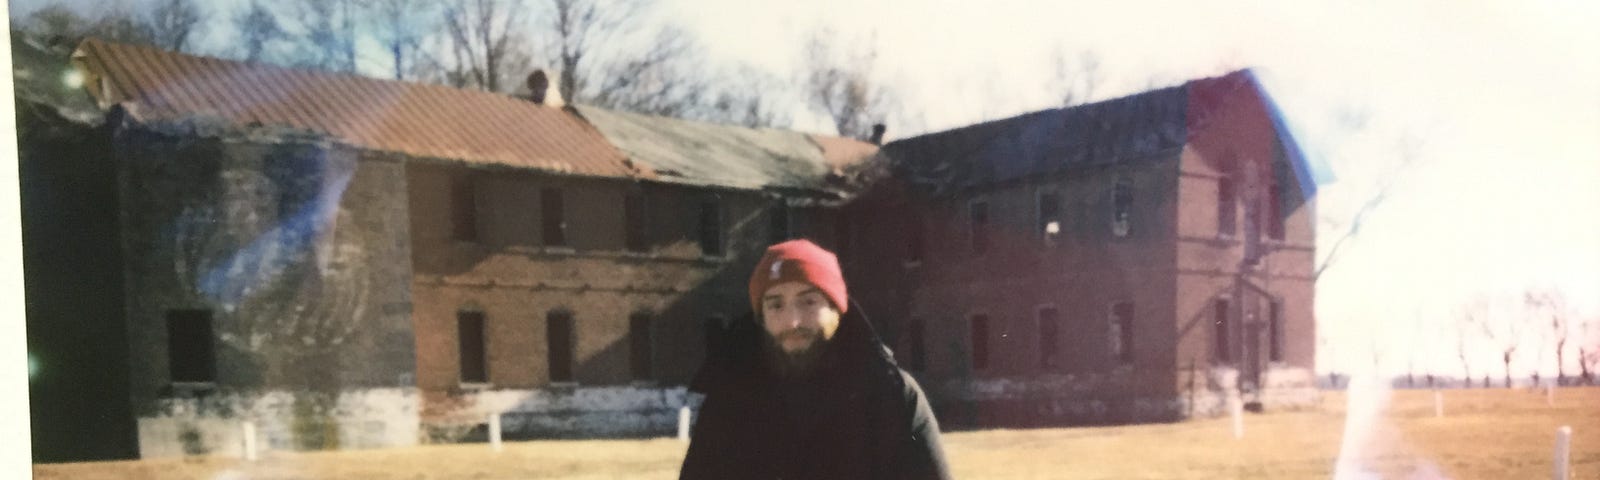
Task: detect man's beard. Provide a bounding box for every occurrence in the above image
[761,328,831,378]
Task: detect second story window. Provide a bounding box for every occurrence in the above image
[698,199,723,256]
[624,192,649,252]
[969,200,990,254]
[1111,178,1132,238]
[541,187,566,247]
[1038,191,1061,245]
[1218,175,1236,236]
[450,176,478,242]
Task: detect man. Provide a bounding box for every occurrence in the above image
[680,239,951,479]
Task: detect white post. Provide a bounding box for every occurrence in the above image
[489,413,503,453]
[1553,425,1571,480]
[241,421,258,462]
[1434,390,1444,418]
[678,406,691,442]
[1229,396,1244,440]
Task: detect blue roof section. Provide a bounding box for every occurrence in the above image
[884,85,1188,194]
[1249,69,1330,199]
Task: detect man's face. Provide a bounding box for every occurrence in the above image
[760,281,842,356]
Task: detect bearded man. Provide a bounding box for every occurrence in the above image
[679,239,951,480]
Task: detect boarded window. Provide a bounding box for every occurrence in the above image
[547,310,574,382]
[1215,299,1232,362]
[1218,176,1236,236]
[457,311,487,383]
[624,192,649,252]
[970,315,990,370]
[1267,184,1285,240]
[1038,191,1061,244]
[769,203,790,244]
[1038,307,1059,369]
[629,312,653,380]
[1110,303,1134,364]
[969,201,990,254]
[1112,178,1132,237]
[906,318,926,371]
[450,177,478,242]
[698,200,723,256]
[166,309,216,383]
[541,187,566,247]
[1269,300,1283,362]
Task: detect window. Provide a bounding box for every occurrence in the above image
[629,312,653,381]
[1268,300,1283,362]
[166,309,216,383]
[624,192,649,252]
[906,318,927,371]
[698,200,723,256]
[1218,175,1236,236]
[1038,191,1062,244]
[1266,183,1284,240]
[769,203,790,244]
[541,187,566,247]
[970,315,990,370]
[969,201,990,254]
[906,211,925,264]
[450,176,478,242]
[1112,178,1132,237]
[547,310,574,382]
[1109,303,1134,364]
[457,311,487,384]
[1038,307,1060,369]
[1214,299,1232,362]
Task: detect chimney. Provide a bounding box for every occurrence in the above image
[869,124,886,145]
[527,70,550,105]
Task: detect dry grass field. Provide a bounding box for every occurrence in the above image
[35,387,1599,479]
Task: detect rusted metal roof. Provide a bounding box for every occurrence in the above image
[71,38,641,179]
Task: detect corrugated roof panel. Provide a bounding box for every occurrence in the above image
[74,38,637,179]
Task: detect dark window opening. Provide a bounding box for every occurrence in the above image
[1110,303,1134,364]
[541,187,566,247]
[1267,184,1285,240]
[970,201,990,254]
[970,315,990,370]
[1218,176,1236,236]
[457,311,487,383]
[769,203,790,244]
[450,177,478,242]
[1038,307,1060,369]
[166,309,216,383]
[1215,299,1232,362]
[1269,300,1283,362]
[1039,191,1062,244]
[1112,178,1132,237]
[907,318,927,371]
[698,200,723,256]
[629,312,653,381]
[547,310,574,383]
[624,192,649,252]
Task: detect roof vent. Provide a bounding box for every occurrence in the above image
[527,70,550,105]
[869,124,886,145]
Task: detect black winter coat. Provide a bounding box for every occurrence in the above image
[679,303,952,480]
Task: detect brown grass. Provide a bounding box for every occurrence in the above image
[35,387,1599,479]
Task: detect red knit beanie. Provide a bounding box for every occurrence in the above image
[748,239,849,315]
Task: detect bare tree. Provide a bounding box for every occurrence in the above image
[147,0,203,53]
[1579,319,1597,385]
[364,0,441,81]
[1456,313,1475,387]
[541,0,643,103]
[1465,294,1523,388]
[1524,289,1573,385]
[1049,49,1102,107]
[801,28,893,140]
[233,0,284,63]
[434,0,532,92]
[1314,132,1426,280]
[288,0,360,73]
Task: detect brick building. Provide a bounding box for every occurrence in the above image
[848,71,1318,428]
[22,36,1313,461]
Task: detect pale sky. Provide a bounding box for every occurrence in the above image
[10,0,1600,379]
